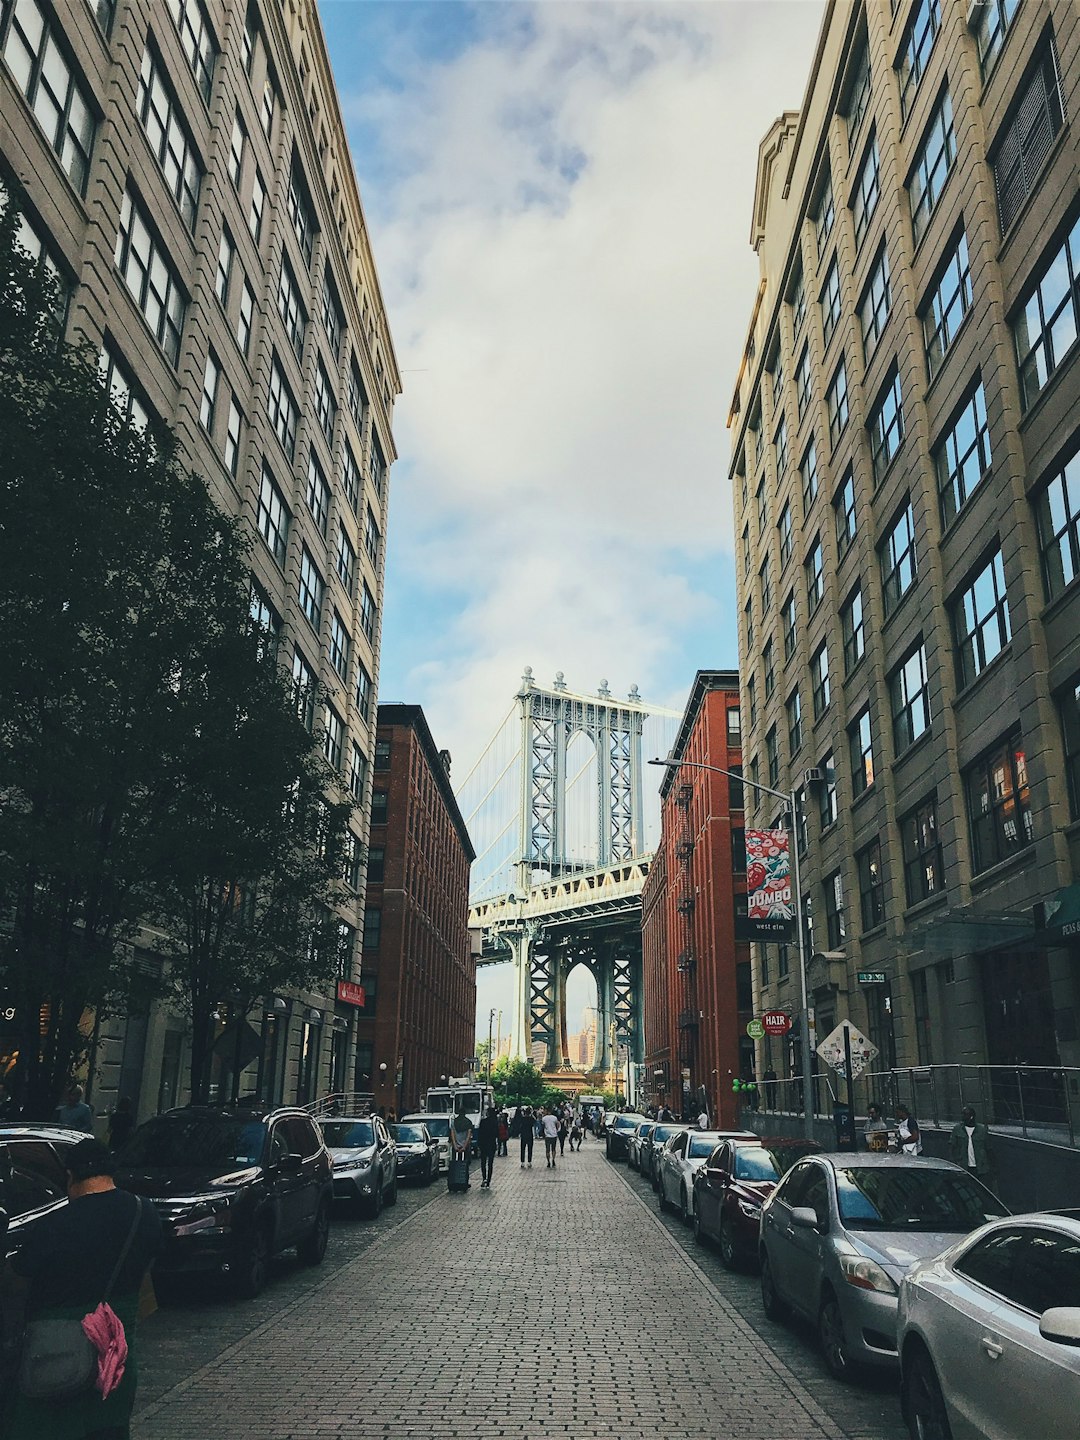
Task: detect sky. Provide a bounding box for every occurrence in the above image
[319,0,826,1038]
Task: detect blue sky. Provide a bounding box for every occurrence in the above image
[319,0,825,1034]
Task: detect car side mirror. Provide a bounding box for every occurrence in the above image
[1040,1308,1080,1347]
[279,1153,303,1173]
[790,1205,824,1232]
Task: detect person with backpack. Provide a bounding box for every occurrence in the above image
[541,1107,560,1168]
[895,1105,922,1155]
[476,1107,499,1189]
[517,1105,534,1168]
[496,1111,509,1156]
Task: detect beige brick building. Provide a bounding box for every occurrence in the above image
[0,0,400,1117]
[728,0,1080,1120]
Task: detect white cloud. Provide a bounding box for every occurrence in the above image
[341,1,824,764]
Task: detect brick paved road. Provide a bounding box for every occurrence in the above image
[133,1143,908,1440]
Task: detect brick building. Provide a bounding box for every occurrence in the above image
[359,704,476,1115]
[641,672,749,1128]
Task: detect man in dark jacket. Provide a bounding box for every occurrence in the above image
[949,1106,994,1186]
[476,1107,499,1188]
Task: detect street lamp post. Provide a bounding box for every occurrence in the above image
[649,756,816,1143]
[487,1008,496,1085]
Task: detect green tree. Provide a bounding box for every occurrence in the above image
[492,1058,546,1105]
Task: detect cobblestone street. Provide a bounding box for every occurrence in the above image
[132,1141,908,1440]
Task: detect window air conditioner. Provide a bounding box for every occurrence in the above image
[804,767,824,785]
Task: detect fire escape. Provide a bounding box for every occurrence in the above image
[674,782,698,1109]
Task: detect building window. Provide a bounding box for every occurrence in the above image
[760,554,772,615]
[199,351,219,433]
[248,581,280,657]
[228,110,246,189]
[824,870,845,947]
[756,481,767,536]
[1014,215,1080,411]
[811,642,830,719]
[87,0,115,35]
[801,438,819,509]
[336,528,356,594]
[362,908,381,952]
[816,170,835,256]
[355,663,373,721]
[778,503,793,566]
[790,267,806,336]
[901,794,945,904]
[771,353,785,410]
[897,0,940,118]
[1034,443,1080,600]
[868,367,904,481]
[993,45,1065,237]
[964,731,1031,873]
[365,506,381,565]
[858,245,891,357]
[366,846,385,884]
[261,77,276,141]
[774,414,789,477]
[747,675,757,729]
[249,169,265,242]
[849,706,874,794]
[360,581,376,642]
[329,610,350,680]
[224,396,242,477]
[846,43,872,151]
[786,689,803,756]
[167,0,216,104]
[299,547,324,632]
[1057,677,1080,819]
[763,639,775,700]
[727,706,741,740]
[782,592,797,661]
[292,647,316,730]
[342,444,361,515]
[805,537,824,613]
[795,344,811,417]
[288,160,317,267]
[821,258,841,345]
[370,789,388,825]
[306,451,330,536]
[138,47,201,229]
[972,0,1019,77]
[742,524,750,577]
[952,547,1010,688]
[744,599,754,654]
[820,754,837,829]
[2,0,97,194]
[322,268,343,356]
[323,704,343,771]
[842,584,865,674]
[237,279,254,357]
[114,189,185,365]
[267,357,297,460]
[890,642,931,752]
[880,499,917,615]
[314,359,337,444]
[348,360,367,432]
[924,230,971,379]
[99,342,151,433]
[349,741,368,802]
[909,90,955,245]
[257,464,290,567]
[729,764,744,810]
[277,258,306,359]
[834,469,856,555]
[936,383,991,529]
[374,738,391,771]
[826,358,848,446]
[766,725,779,787]
[851,135,880,248]
[215,227,233,305]
[858,839,885,931]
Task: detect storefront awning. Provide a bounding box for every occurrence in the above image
[905,910,1034,961]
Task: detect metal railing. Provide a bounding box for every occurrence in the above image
[754,1064,1080,1150]
[304,1091,375,1119]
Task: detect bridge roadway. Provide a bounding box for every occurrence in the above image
[133,1141,906,1440]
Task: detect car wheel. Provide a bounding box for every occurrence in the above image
[367,1179,384,1219]
[693,1202,707,1246]
[297,1199,329,1266]
[386,1173,398,1207]
[679,1184,689,1223]
[818,1291,854,1382]
[902,1347,953,1440]
[759,1250,787,1322]
[235,1224,270,1300]
[719,1215,739,1271]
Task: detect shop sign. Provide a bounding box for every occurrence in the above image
[336,980,366,1008]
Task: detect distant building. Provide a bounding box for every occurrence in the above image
[360,705,476,1114]
[642,672,747,1127]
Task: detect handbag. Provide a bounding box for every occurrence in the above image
[19,1195,143,1401]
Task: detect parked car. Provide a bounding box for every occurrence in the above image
[605,1113,647,1162]
[115,1105,332,1299]
[0,1124,89,1259]
[389,1121,439,1184]
[628,1119,655,1171]
[898,1209,1080,1440]
[693,1136,821,1268]
[400,1112,450,1172]
[658,1128,758,1222]
[641,1122,687,1189]
[321,1113,397,1215]
[758,1152,1008,1381]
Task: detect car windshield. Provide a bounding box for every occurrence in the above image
[119,1115,267,1168]
[614,1116,641,1131]
[689,1136,718,1159]
[638,1124,655,1139]
[420,1117,450,1137]
[733,1147,783,1182]
[321,1121,374,1149]
[390,1125,424,1144]
[835,1166,1008,1232]
[652,1125,682,1144]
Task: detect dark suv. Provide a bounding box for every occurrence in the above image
[0,1125,90,1259]
[115,1105,332,1299]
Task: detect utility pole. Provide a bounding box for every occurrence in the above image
[487,1008,496,1084]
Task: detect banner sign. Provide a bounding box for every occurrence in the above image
[336,980,366,1008]
[738,829,794,940]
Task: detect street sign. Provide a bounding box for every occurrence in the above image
[746,1019,765,1040]
[817,1020,879,1079]
[762,1010,792,1036]
[857,971,887,985]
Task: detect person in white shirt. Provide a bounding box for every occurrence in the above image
[541,1107,560,1167]
[697,1109,709,1130]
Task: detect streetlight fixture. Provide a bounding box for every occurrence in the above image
[648,755,815,1143]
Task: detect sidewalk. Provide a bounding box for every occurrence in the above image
[134,1142,848,1440]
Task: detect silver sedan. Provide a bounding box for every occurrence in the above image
[658,1129,757,1222]
[898,1210,1080,1439]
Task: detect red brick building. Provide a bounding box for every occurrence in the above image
[357,704,475,1114]
[642,671,749,1128]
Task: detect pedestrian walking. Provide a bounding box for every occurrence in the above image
[949,1106,994,1185]
[476,1106,499,1188]
[569,1117,582,1151]
[448,1105,474,1190]
[863,1101,889,1151]
[496,1111,509,1157]
[541,1107,559,1167]
[895,1104,921,1155]
[517,1105,534,1167]
[55,1084,94,1135]
[557,1112,568,1156]
[697,1107,709,1130]
[107,1097,135,1154]
[2,1136,162,1440]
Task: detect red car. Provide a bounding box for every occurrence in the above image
[692,1135,821,1269]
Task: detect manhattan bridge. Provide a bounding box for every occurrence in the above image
[457,670,681,1084]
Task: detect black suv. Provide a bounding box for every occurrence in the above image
[115,1104,332,1299]
[0,1124,90,1258]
